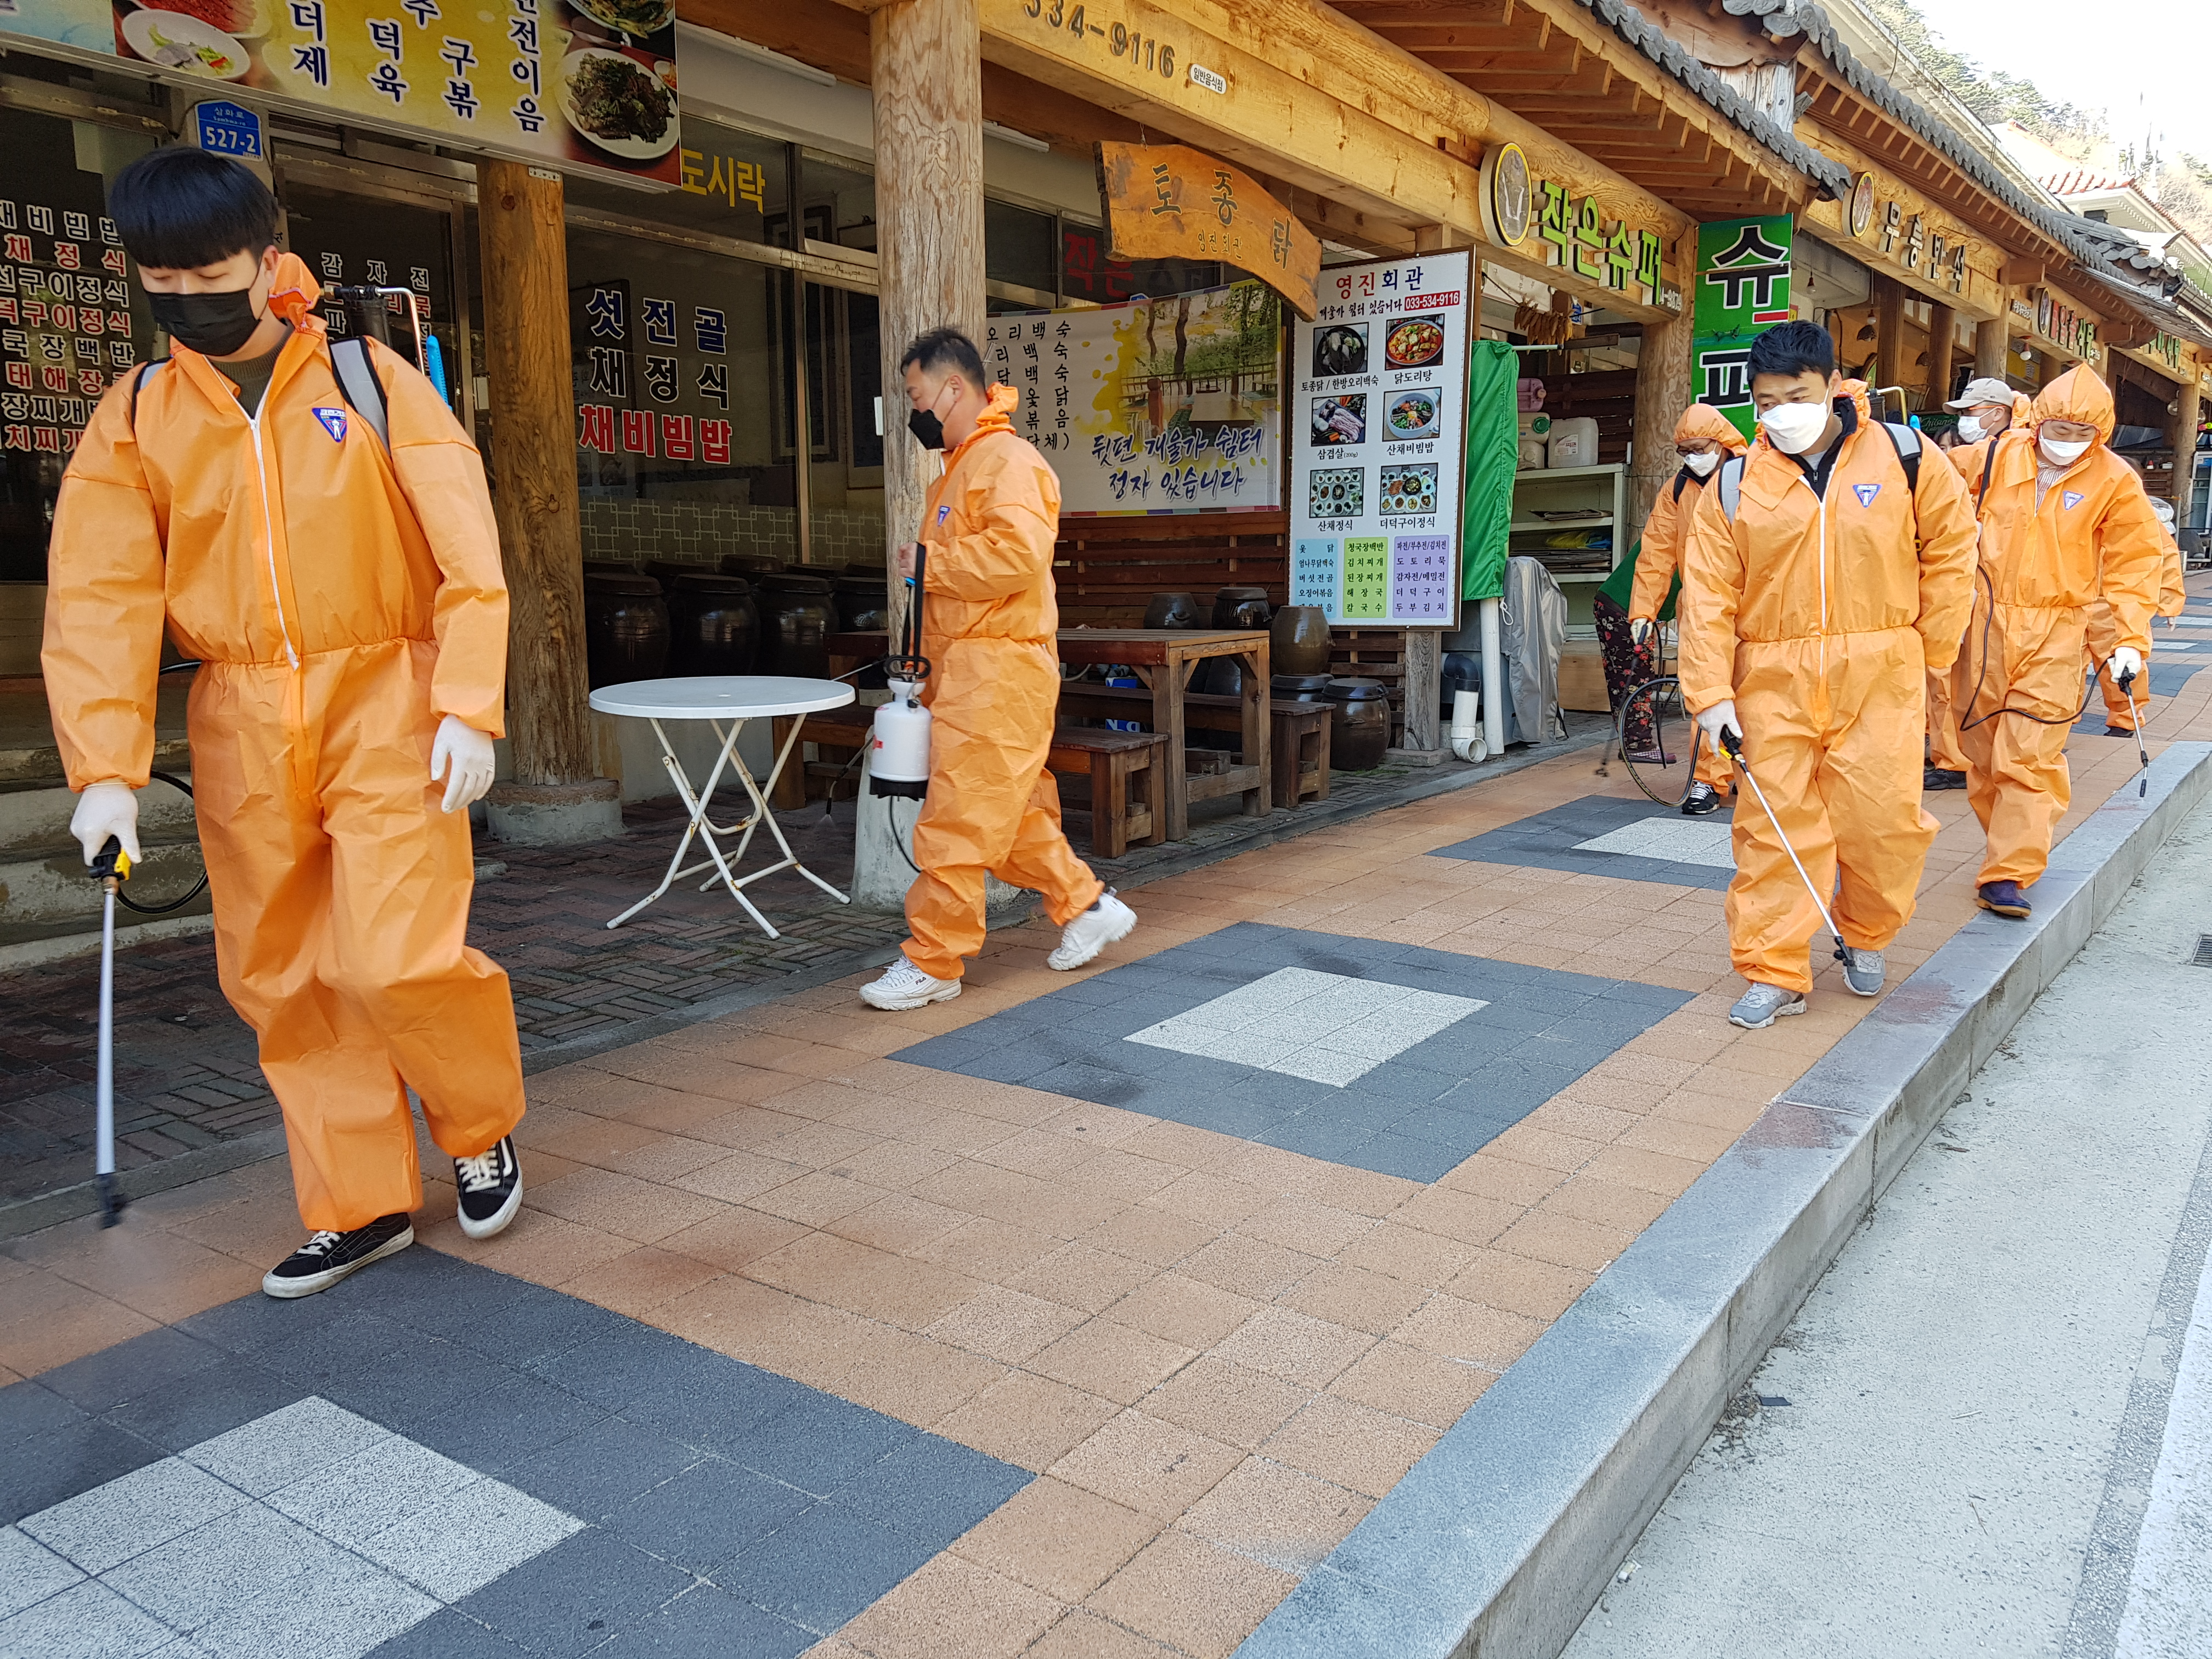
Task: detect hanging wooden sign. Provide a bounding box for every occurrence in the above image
[1096,141,1321,319]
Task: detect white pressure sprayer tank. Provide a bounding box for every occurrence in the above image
[868,546,932,799]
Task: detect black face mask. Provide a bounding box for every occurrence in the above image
[146,287,266,357]
[907,406,946,451]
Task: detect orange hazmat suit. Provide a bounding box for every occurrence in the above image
[1931,397,2031,771]
[42,256,523,1233]
[1680,383,1978,994]
[902,385,1103,980]
[1629,403,1746,792]
[2083,536,2183,731]
[1951,367,2165,887]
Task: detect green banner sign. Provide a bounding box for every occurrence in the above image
[1691,216,1795,441]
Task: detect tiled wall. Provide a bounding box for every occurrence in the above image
[578,500,885,568]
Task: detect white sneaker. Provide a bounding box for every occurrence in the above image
[860,956,963,1010]
[1048,890,1138,971]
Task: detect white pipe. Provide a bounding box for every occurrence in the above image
[1479,597,1506,758]
[1449,688,1486,763]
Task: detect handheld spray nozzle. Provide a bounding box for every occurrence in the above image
[2115,662,2150,798]
[1719,727,1850,968]
[91,834,132,892]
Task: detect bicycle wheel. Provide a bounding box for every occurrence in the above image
[1617,675,1705,808]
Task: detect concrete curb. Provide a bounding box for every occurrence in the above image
[1235,741,2212,1659]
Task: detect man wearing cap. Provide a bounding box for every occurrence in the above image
[1925,377,2031,789]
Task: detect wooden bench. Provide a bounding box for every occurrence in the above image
[770,709,1169,859]
[1056,684,1332,810]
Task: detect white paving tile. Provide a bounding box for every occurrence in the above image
[1126,967,1486,1086]
[1571,816,1737,870]
[19,1458,249,1577]
[0,1526,83,1621]
[360,1477,584,1602]
[0,1578,175,1659]
[264,1434,478,1543]
[180,1397,391,1498]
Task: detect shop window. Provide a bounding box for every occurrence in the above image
[565,117,788,248]
[1059,222,1219,306]
[0,108,157,585]
[985,199,1056,296]
[785,153,876,253]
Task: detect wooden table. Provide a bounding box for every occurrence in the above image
[1056,629,1269,839]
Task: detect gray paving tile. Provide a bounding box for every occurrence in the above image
[602,1457,811,1574]
[18,1457,247,1576]
[499,1419,703,1523]
[1,1413,165,1526]
[180,1396,392,1499]
[737,1393,917,1498]
[264,1434,479,1543]
[101,1356,302,1455]
[1429,793,1737,890]
[451,1527,690,1659]
[409,1374,612,1479]
[363,1609,527,1658]
[176,1286,352,1358]
[0,1524,84,1620]
[590,1583,812,1659]
[825,1432,1030,1542]
[359,1477,584,1603]
[0,1576,176,1659]
[713,1502,935,1635]
[33,1330,228,1416]
[0,1383,85,1453]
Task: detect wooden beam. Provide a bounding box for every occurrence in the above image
[1629,227,1698,535]
[1974,315,2008,379]
[477,161,592,788]
[1874,272,1908,398]
[1925,301,1958,410]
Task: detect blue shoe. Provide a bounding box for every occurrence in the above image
[1977,881,2031,919]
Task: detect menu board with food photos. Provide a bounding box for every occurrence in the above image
[1289,250,1470,628]
[0,0,680,185]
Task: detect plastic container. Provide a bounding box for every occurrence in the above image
[665,574,760,677]
[1545,416,1600,469]
[582,573,669,689]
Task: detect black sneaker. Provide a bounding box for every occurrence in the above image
[454,1135,522,1240]
[1680,782,1725,816]
[2103,725,2135,738]
[262,1214,413,1300]
[1924,766,1968,789]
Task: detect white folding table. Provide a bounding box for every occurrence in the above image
[587,676,856,939]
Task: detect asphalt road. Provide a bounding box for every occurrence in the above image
[1562,795,2212,1659]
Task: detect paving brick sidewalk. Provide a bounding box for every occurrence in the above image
[7,611,2207,1658]
[0,748,1542,1211]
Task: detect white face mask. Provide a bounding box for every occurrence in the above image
[1955,415,1984,445]
[1759,400,1831,455]
[2039,435,2091,467]
[1682,450,1720,477]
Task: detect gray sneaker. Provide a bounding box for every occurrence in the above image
[1729,983,1807,1030]
[1839,947,1883,997]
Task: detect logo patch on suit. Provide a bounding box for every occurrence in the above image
[935,505,951,526]
[1853,483,1881,507]
[2063,490,2085,510]
[313,407,347,442]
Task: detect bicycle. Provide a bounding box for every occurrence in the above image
[1590,621,1714,808]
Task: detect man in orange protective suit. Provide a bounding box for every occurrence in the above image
[1926,379,2033,789]
[1952,365,2165,918]
[42,148,524,1297]
[1626,402,1748,815]
[859,327,1137,1011]
[1680,321,1977,1030]
[2083,496,2185,735]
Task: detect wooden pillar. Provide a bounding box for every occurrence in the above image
[2169,379,2200,510]
[870,0,985,619]
[1628,229,1696,536]
[1975,317,2008,380]
[478,160,591,789]
[1872,275,1906,411]
[1925,304,1957,413]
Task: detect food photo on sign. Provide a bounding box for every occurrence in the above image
[71,0,681,182]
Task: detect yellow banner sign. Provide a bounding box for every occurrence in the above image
[1096,141,1320,320]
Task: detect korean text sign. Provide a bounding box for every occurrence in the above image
[1095,142,1321,320]
[0,0,680,185]
[1288,251,1470,628]
[988,281,1282,518]
[1691,216,1794,441]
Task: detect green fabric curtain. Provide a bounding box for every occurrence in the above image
[1460,337,1521,603]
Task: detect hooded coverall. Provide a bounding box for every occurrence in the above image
[2083,537,2183,731]
[902,385,1104,980]
[42,256,523,1233]
[1630,403,1748,793]
[1930,398,2032,772]
[1952,367,2165,886]
[1680,383,1978,994]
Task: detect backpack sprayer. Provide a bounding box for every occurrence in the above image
[868,545,932,799]
[330,284,450,404]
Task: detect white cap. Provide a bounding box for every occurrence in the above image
[1945,376,2015,410]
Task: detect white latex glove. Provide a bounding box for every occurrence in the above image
[2109,646,2144,688]
[1696,698,1742,748]
[1628,617,1654,647]
[430,715,497,814]
[71,780,142,867]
